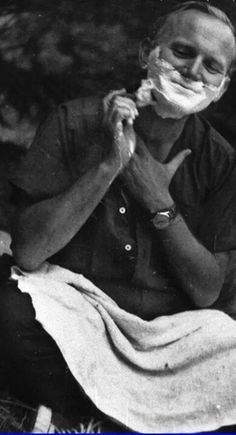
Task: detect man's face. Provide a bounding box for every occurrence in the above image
[150,9,235,88]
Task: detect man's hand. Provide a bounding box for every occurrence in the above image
[122,138,191,212]
[103,89,138,171]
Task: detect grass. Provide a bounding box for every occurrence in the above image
[0,362,108,433]
[0,393,29,432]
[0,359,123,433]
[0,391,104,433]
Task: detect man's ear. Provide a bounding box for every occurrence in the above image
[213,76,231,102]
[139,38,153,69]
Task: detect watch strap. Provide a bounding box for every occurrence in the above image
[149,203,177,218]
[150,203,178,229]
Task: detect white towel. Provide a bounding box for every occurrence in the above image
[11,262,236,433]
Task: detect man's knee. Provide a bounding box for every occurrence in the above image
[0,280,36,355]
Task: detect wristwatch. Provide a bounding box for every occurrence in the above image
[150,203,178,230]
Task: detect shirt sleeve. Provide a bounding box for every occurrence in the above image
[199,165,236,252]
[197,128,236,253]
[10,97,104,205]
[9,107,73,203]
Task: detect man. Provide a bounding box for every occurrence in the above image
[1,1,236,432]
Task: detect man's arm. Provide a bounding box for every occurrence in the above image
[12,92,138,271]
[12,160,119,271]
[152,214,227,307]
[122,139,226,308]
[102,91,225,307]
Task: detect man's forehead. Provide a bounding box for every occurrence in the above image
[159,9,235,67]
[161,9,233,41]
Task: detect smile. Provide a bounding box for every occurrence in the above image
[171,80,201,93]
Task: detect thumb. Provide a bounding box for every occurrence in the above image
[123,122,136,154]
[167,149,191,178]
[113,119,123,141]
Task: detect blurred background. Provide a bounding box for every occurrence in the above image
[0,0,235,253]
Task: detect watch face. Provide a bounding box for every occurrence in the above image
[152,213,170,230]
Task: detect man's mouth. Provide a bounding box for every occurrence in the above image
[171,79,202,93]
[150,85,192,103]
[150,82,200,104]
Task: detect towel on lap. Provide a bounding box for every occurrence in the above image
[11,262,236,433]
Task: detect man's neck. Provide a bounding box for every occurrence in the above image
[135,106,188,148]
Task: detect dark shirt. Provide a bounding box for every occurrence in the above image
[10,97,236,319]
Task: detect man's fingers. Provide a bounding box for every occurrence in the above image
[103,90,138,138]
[108,96,139,129]
[167,149,192,178]
[113,120,123,141]
[103,89,127,112]
[111,108,135,128]
[104,91,138,120]
[109,96,138,121]
[111,102,137,121]
[104,88,126,101]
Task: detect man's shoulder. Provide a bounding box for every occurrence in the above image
[57,95,103,126]
[192,113,233,153]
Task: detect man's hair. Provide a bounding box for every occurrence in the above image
[147,1,236,75]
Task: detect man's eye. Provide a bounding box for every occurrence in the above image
[204,62,222,74]
[173,48,189,58]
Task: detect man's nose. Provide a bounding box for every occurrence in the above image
[181,57,202,81]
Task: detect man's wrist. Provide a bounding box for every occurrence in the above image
[100,158,121,182]
[146,194,174,215]
[149,203,179,230]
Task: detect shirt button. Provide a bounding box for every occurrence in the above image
[125,244,132,251]
[119,207,126,214]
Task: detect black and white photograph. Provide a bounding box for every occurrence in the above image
[1,0,236,432]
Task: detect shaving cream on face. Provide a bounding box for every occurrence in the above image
[135,49,227,118]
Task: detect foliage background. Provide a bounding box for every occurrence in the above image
[0,0,236,231]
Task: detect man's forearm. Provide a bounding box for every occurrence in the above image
[153,212,224,307]
[12,160,119,271]
[120,140,224,308]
